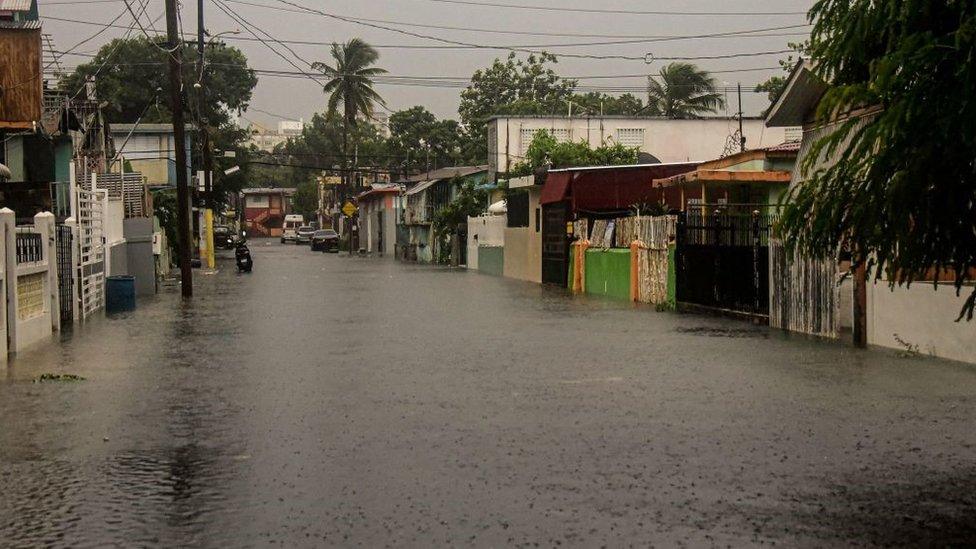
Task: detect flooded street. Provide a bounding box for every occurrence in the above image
[2,241,975,547]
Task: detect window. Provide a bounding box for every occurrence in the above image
[507,191,530,228]
[520,128,571,156]
[245,195,269,208]
[784,126,803,143]
[616,128,645,148]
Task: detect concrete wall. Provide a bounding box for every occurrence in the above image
[489,116,789,176]
[124,217,156,296]
[478,246,504,276]
[868,282,976,364]
[467,214,507,271]
[3,210,59,356]
[503,188,542,283]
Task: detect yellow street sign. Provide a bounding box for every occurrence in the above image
[341,201,358,217]
[318,175,342,186]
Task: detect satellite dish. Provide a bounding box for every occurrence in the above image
[637,152,661,164]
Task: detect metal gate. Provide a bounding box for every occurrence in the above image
[77,188,106,319]
[675,210,772,317]
[541,202,570,285]
[55,224,74,323]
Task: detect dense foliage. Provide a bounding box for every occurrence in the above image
[779,0,976,319]
[60,37,257,205]
[387,106,467,176]
[509,130,639,176]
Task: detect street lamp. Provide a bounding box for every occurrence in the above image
[194,29,241,88]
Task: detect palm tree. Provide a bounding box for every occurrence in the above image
[311,38,386,178]
[645,62,725,118]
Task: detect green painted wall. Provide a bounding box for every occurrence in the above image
[478,246,504,276]
[584,249,631,300]
[54,139,72,183]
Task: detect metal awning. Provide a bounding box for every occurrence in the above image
[539,172,572,204]
[405,179,438,196]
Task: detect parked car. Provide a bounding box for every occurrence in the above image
[310,229,340,252]
[281,214,304,243]
[296,225,315,244]
[214,225,236,249]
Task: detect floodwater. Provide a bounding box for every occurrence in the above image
[1,241,975,547]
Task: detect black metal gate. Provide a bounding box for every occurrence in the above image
[541,202,570,285]
[675,211,772,317]
[55,224,74,323]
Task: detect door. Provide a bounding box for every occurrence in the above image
[541,201,570,286]
[376,210,384,254]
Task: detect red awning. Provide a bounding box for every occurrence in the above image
[540,172,572,205]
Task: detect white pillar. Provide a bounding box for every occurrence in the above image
[35,211,60,333]
[1,208,15,358]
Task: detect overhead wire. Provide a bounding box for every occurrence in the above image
[42,14,809,50]
[413,0,808,17]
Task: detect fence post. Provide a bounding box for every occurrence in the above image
[1,208,15,356]
[35,212,60,333]
[65,217,80,323]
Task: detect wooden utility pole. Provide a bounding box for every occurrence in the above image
[737,83,745,153]
[166,0,193,297]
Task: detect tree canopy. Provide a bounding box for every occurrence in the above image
[312,38,386,137]
[60,36,256,126]
[509,130,639,176]
[644,62,725,118]
[779,0,976,319]
[387,106,467,176]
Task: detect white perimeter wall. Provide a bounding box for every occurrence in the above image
[868,282,976,364]
[467,214,506,271]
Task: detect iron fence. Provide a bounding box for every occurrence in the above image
[15,228,44,264]
[56,224,75,323]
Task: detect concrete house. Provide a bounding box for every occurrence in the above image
[242,187,294,237]
[110,123,194,187]
[357,185,400,256]
[487,115,794,179]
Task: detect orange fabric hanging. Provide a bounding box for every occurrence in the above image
[573,240,589,293]
[629,240,643,302]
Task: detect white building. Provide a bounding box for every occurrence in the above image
[487,115,795,178]
[248,119,304,152]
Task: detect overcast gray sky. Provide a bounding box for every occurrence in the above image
[45,0,815,128]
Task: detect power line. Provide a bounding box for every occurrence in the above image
[415,0,808,16]
[217,0,791,63]
[221,0,810,40]
[43,14,810,48]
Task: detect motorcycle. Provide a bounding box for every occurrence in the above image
[235,233,253,273]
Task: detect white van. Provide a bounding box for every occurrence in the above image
[281,214,305,243]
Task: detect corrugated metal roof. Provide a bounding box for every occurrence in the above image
[405,179,438,196]
[0,0,33,11]
[765,141,802,153]
[399,165,487,183]
[0,19,39,29]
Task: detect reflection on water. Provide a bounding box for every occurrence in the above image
[1,244,975,546]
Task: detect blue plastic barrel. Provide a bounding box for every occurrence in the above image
[105,275,136,313]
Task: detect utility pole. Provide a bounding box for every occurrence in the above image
[737,83,745,153]
[166,0,192,297]
[197,0,215,269]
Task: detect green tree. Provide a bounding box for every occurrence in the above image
[388,106,466,175]
[311,38,386,185]
[291,179,319,219]
[645,62,725,118]
[779,0,976,319]
[756,41,809,114]
[509,130,639,176]
[59,36,257,205]
[459,53,577,160]
[570,92,644,116]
